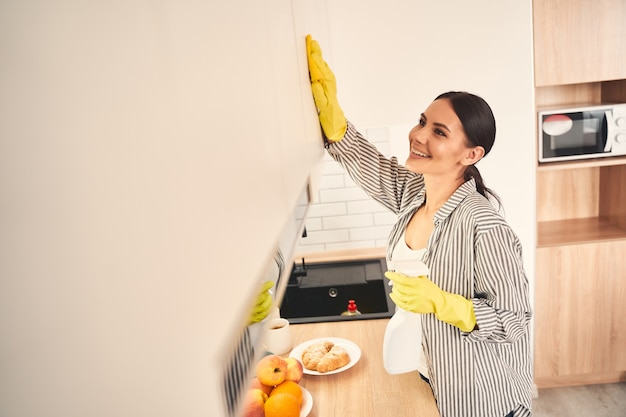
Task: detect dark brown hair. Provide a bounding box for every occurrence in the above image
[435,91,501,207]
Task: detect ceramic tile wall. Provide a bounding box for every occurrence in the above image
[295,126,404,254]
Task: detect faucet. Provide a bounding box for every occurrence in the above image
[288,257,307,286]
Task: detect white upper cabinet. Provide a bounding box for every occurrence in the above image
[0,1,326,416]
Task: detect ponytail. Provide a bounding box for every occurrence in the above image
[464,164,501,209]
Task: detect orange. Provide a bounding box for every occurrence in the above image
[270,380,302,405]
[264,392,300,417]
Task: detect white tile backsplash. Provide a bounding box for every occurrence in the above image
[321,158,345,174]
[349,225,392,241]
[374,211,397,226]
[303,217,322,232]
[319,186,370,203]
[324,240,379,252]
[300,228,351,245]
[318,174,345,189]
[296,126,399,255]
[347,199,389,214]
[323,213,373,230]
[307,202,347,217]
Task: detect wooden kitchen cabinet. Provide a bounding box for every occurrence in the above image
[533,0,626,86]
[533,0,626,388]
[534,148,626,388]
[534,241,626,388]
[534,84,626,388]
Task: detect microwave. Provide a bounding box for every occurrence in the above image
[538,103,626,163]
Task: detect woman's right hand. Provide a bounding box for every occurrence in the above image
[306,34,347,142]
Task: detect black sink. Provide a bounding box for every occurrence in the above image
[279,258,395,324]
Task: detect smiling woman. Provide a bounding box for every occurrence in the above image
[306,35,533,417]
[327,97,532,417]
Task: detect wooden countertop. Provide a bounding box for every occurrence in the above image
[289,319,440,417]
[293,247,387,264]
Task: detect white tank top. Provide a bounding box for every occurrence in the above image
[382,231,430,377]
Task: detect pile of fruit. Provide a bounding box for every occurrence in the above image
[242,354,305,417]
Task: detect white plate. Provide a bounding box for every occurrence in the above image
[289,337,362,375]
[300,387,313,417]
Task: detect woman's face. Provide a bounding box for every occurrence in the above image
[405,98,482,178]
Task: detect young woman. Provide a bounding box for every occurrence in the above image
[306,35,533,417]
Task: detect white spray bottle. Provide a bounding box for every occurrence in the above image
[382,259,430,376]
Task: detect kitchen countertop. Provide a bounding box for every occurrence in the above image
[289,319,440,417]
[294,247,387,264]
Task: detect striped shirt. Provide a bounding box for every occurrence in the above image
[327,122,533,417]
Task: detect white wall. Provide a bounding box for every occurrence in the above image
[300,1,537,298]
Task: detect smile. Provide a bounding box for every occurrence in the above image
[411,149,430,158]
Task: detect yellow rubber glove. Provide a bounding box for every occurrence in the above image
[248,280,274,324]
[306,34,347,142]
[385,271,476,332]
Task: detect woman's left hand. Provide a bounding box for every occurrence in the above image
[385,271,476,332]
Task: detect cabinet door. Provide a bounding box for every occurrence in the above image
[0,1,326,416]
[533,0,626,86]
[534,241,626,387]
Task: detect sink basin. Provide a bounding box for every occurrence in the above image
[279,258,395,324]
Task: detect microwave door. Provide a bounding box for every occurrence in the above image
[550,115,592,156]
[541,110,607,161]
[604,110,614,152]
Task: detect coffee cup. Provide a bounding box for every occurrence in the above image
[264,318,292,355]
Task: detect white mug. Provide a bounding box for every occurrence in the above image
[264,318,292,355]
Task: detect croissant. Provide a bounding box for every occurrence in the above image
[316,345,350,373]
[301,341,334,371]
[301,341,351,373]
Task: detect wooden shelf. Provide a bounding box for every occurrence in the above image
[537,217,626,247]
[537,155,626,172]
